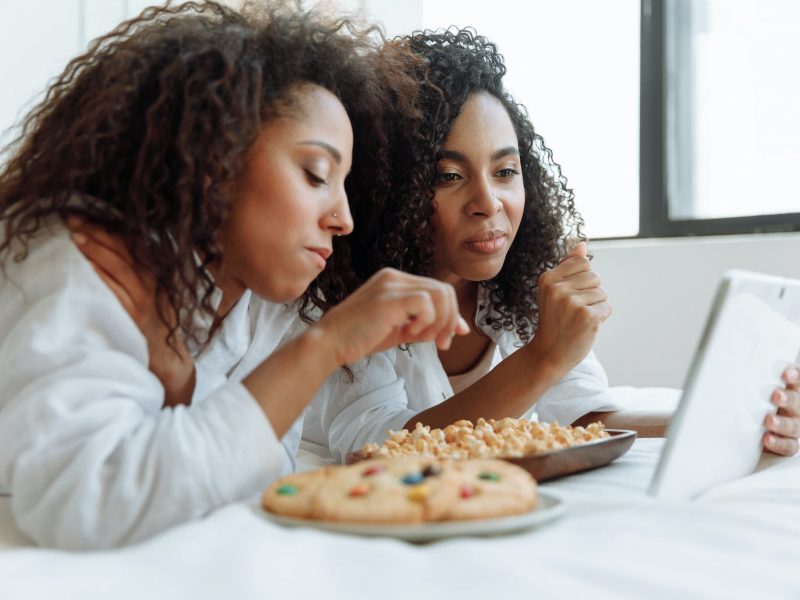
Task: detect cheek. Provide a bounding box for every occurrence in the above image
[508,190,526,230]
[432,202,460,243]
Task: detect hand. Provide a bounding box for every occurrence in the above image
[67,217,195,407]
[314,268,470,366]
[527,242,612,377]
[763,364,800,456]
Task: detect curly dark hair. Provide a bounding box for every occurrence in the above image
[344,27,586,343]
[0,0,421,348]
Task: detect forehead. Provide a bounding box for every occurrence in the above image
[444,92,517,150]
[260,83,353,151]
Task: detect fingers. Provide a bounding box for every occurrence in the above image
[763,431,799,456]
[565,240,588,259]
[71,229,145,303]
[783,364,800,389]
[67,217,134,267]
[570,285,608,307]
[587,300,614,322]
[550,254,592,279]
[772,387,800,418]
[368,269,466,349]
[564,270,602,290]
[764,410,800,439]
[399,284,464,350]
[764,382,800,456]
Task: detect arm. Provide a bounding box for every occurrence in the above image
[69,218,196,408]
[68,219,470,439]
[573,409,671,437]
[0,231,284,549]
[405,242,614,429]
[3,228,466,549]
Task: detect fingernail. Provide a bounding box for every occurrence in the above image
[770,415,781,428]
[71,232,86,244]
[773,389,788,407]
[766,434,776,447]
[786,368,800,383]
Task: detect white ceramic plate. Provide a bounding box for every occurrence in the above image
[257,491,565,542]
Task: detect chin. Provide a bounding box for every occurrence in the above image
[459,261,505,283]
[252,279,311,303]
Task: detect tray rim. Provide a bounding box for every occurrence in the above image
[346,428,638,464]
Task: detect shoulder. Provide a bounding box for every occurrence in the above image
[2,217,95,297]
[0,217,148,361]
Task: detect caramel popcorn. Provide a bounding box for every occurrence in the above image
[360,417,609,460]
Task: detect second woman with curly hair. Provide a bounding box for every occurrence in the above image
[301,28,621,461]
[0,3,467,549]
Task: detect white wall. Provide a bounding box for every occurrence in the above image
[0,0,156,151]
[0,0,418,150]
[591,232,800,388]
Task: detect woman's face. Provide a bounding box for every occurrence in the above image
[432,92,525,287]
[218,84,354,303]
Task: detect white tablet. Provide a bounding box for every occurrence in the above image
[649,269,800,500]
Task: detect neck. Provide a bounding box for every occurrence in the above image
[436,272,480,324]
[208,264,246,321]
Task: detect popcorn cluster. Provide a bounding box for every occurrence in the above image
[361,417,610,460]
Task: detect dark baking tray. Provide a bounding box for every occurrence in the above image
[347,429,637,482]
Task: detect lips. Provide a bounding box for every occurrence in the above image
[308,247,332,260]
[462,230,509,254]
[463,230,507,244]
[307,247,332,269]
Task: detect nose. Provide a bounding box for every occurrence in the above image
[465,177,502,217]
[323,188,354,236]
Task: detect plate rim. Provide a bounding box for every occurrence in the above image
[257,490,565,542]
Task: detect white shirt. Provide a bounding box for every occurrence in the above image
[303,285,620,463]
[0,221,304,549]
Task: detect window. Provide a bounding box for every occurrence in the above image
[642,0,800,236]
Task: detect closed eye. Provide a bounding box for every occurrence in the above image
[305,169,328,186]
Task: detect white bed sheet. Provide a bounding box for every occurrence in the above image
[1,388,799,600]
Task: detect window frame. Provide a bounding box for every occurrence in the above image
[636,0,800,239]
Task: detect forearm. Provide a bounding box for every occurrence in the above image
[404,345,563,430]
[243,326,340,438]
[573,408,673,437]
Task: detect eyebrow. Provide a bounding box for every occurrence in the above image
[297,140,342,164]
[438,146,519,162]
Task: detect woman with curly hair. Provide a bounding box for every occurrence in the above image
[0,3,467,549]
[301,27,800,461]
[299,28,619,460]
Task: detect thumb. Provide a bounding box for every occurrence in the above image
[566,240,588,259]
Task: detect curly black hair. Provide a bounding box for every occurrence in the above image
[343,27,586,343]
[0,0,421,348]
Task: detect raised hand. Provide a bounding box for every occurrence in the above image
[527,242,612,377]
[67,217,195,407]
[315,268,470,367]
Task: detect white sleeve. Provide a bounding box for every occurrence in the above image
[0,231,284,550]
[312,352,416,464]
[527,351,622,425]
